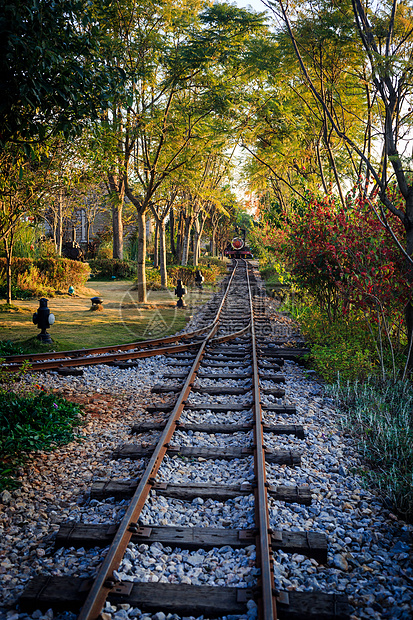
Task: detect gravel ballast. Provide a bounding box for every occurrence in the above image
[0,295,412,620]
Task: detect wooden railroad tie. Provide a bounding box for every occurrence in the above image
[90,480,311,504]
[54,524,327,563]
[19,578,349,618]
[112,444,301,465]
[145,403,297,414]
[132,421,305,439]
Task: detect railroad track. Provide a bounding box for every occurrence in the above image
[18,260,349,620]
[2,301,225,374]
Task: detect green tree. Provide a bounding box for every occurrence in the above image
[270,0,413,356]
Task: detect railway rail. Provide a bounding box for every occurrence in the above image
[17,260,349,620]
[2,300,227,374]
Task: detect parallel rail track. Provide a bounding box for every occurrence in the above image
[18,261,349,620]
[2,312,221,374]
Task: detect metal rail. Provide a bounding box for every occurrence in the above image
[246,260,278,620]
[2,292,230,373]
[77,262,240,620]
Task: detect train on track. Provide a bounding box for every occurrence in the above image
[223,236,254,260]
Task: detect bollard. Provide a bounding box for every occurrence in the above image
[195,270,204,291]
[174,280,187,308]
[91,296,103,311]
[32,298,55,343]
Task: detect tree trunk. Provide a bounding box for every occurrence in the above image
[153,221,159,268]
[316,140,328,194]
[181,216,192,266]
[193,219,200,267]
[108,173,125,260]
[176,209,184,262]
[55,188,63,256]
[4,237,13,305]
[112,199,124,260]
[137,210,147,303]
[212,223,219,257]
[159,220,167,288]
[170,206,176,259]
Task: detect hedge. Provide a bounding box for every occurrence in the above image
[143,264,223,289]
[0,258,90,298]
[88,258,137,279]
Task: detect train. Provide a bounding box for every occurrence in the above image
[223,236,254,260]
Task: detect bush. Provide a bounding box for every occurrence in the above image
[0,390,83,489]
[0,340,24,356]
[288,301,380,382]
[331,377,413,521]
[0,258,90,298]
[138,264,223,289]
[199,257,228,273]
[167,264,222,286]
[88,258,137,279]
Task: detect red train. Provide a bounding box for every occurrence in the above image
[224,237,254,260]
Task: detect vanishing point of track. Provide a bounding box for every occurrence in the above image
[18,260,349,620]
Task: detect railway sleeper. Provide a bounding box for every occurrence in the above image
[19,577,349,619]
[54,523,327,563]
[132,421,304,439]
[163,371,252,379]
[145,403,297,414]
[90,480,311,505]
[112,444,301,465]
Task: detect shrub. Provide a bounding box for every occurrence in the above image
[146,268,162,290]
[0,258,90,298]
[88,258,137,279]
[287,300,381,382]
[138,264,223,289]
[199,257,228,273]
[167,265,221,285]
[0,390,83,489]
[0,340,24,356]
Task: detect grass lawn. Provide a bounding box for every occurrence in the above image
[0,280,215,352]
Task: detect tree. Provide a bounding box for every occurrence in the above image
[101,0,267,301]
[0,144,51,303]
[0,0,119,147]
[268,0,413,356]
[0,0,121,300]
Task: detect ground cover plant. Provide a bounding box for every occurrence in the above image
[0,387,84,490]
[330,378,413,522]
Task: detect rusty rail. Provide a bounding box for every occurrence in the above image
[246,260,278,620]
[76,262,240,620]
[2,295,225,373]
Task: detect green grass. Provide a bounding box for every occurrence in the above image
[0,390,84,489]
[0,280,211,353]
[330,377,413,522]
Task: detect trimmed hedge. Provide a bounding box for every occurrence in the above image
[143,264,223,289]
[0,258,90,298]
[167,265,221,285]
[88,258,137,279]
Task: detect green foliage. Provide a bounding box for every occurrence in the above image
[199,257,228,273]
[166,265,222,286]
[0,0,121,145]
[289,301,379,382]
[0,390,83,489]
[0,258,90,298]
[88,258,137,279]
[331,378,413,521]
[0,340,24,356]
[141,264,224,290]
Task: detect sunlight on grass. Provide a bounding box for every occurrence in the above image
[0,280,214,351]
